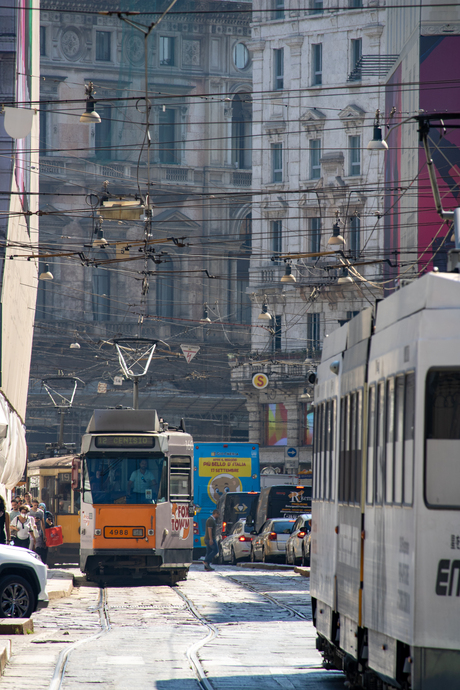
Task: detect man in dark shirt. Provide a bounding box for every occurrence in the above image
[204,508,219,571]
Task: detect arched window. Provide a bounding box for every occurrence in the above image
[92,258,110,321]
[236,213,251,323]
[156,255,174,318]
[231,94,252,170]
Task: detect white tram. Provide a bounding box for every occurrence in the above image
[79,408,194,584]
[311,271,460,689]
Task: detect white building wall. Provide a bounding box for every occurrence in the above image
[249,0,386,356]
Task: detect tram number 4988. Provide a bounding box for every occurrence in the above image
[109,529,129,536]
[103,527,145,538]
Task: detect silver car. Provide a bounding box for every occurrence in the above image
[220,519,253,564]
[250,518,296,563]
[0,544,48,617]
[285,513,311,566]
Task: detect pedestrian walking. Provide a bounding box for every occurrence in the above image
[9,498,20,521]
[0,497,10,544]
[24,492,33,507]
[203,508,219,572]
[10,505,35,549]
[30,499,46,562]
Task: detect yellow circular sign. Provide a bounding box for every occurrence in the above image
[252,373,269,389]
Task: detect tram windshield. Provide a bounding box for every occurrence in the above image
[84,455,167,505]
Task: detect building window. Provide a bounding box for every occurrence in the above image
[265,403,288,446]
[272,143,283,183]
[233,43,250,70]
[39,107,47,156]
[159,36,175,66]
[351,38,362,71]
[310,139,321,179]
[159,108,179,164]
[96,31,111,62]
[350,215,360,257]
[273,315,282,352]
[273,0,284,20]
[156,256,174,318]
[95,105,112,160]
[92,262,110,321]
[349,135,361,176]
[231,93,252,169]
[310,217,321,253]
[271,220,282,262]
[274,48,284,90]
[236,213,252,324]
[349,0,363,7]
[307,313,321,355]
[40,26,47,56]
[312,43,322,85]
[310,0,323,13]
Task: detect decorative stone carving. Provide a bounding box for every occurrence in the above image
[61,28,82,60]
[125,34,144,65]
[338,104,366,135]
[183,39,201,66]
[300,108,326,136]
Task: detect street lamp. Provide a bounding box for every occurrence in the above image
[337,267,353,284]
[258,302,272,321]
[80,82,101,124]
[280,263,296,283]
[327,217,345,249]
[39,264,54,281]
[367,110,388,150]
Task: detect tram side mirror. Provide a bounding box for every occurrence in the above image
[71,458,81,491]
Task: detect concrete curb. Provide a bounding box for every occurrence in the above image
[0,640,11,674]
[294,566,310,577]
[0,619,33,634]
[46,570,74,601]
[237,562,295,571]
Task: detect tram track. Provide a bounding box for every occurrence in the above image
[47,568,309,690]
[48,587,110,690]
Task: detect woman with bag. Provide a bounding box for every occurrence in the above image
[0,497,10,544]
[10,505,35,549]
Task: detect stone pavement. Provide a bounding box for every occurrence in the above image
[46,569,74,601]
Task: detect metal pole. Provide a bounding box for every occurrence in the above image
[133,377,139,410]
[58,408,65,447]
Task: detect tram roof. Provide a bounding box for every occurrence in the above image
[28,455,74,470]
[374,271,460,333]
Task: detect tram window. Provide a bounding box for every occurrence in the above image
[425,369,460,508]
[355,390,362,504]
[320,402,326,498]
[375,381,385,504]
[366,385,376,504]
[394,376,404,504]
[338,396,346,502]
[84,455,167,504]
[403,372,415,505]
[83,462,93,504]
[385,377,395,504]
[170,456,192,501]
[329,399,335,501]
[325,401,331,500]
[349,393,357,503]
[312,405,318,499]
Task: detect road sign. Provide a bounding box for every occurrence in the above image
[252,373,269,389]
[287,447,297,458]
[180,344,200,364]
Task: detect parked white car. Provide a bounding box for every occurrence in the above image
[285,513,311,566]
[250,518,296,563]
[0,545,48,617]
[220,519,253,564]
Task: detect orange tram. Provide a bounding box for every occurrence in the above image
[27,454,80,567]
[79,408,194,584]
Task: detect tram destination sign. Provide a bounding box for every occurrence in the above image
[95,435,155,449]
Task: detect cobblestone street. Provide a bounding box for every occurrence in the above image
[0,565,344,690]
